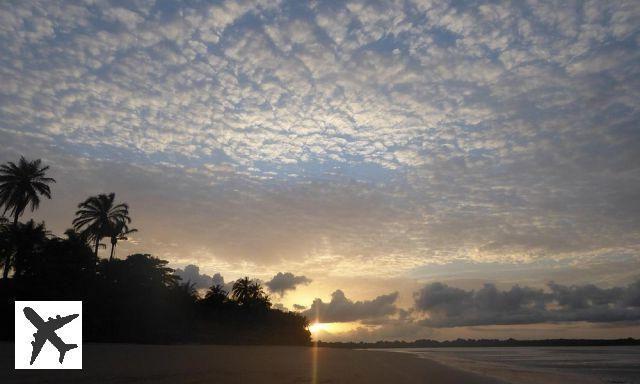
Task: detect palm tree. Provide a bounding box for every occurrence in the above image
[249,280,265,299]
[232,277,253,304]
[232,277,266,305]
[206,284,228,299]
[203,284,228,307]
[107,221,137,262]
[0,157,55,279]
[72,193,131,258]
[0,157,55,226]
[8,220,49,278]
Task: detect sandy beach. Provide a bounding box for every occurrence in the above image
[0,343,507,384]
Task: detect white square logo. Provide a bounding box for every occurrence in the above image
[14,301,82,369]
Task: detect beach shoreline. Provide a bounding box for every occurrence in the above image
[378,348,604,384]
[0,342,506,384]
[376,346,640,384]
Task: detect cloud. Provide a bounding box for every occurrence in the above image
[0,0,638,287]
[303,290,398,323]
[174,265,230,292]
[292,304,307,311]
[211,272,226,287]
[174,265,213,289]
[414,280,640,327]
[265,272,312,296]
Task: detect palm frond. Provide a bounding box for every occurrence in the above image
[0,157,55,221]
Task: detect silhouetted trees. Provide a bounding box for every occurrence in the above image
[0,157,55,279]
[0,219,10,279]
[232,277,269,306]
[203,284,229,306]
[13,227,97,296]
[73,193,131,258]
[0,156,311,346]
[107,221,137,262]
[0,221,310,344]
[198,277,308,345]
[6,220,49,279]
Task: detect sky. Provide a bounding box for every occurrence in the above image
[1,0,639,342]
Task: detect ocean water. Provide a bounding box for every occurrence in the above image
[383,346,640,384]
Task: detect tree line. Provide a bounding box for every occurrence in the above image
[0,156,311,345]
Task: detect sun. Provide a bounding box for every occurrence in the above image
[307,322,359,336]
[308,322,331,334]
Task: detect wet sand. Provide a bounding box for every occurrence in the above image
[392,346,640,384]
[0,343,506,384]
[383,348,606,384]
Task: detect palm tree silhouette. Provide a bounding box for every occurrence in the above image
[72,193,131,258]
[0,157,56,226]
[8,220,49,278]
[0,157,55,279]
[202,284,229,307]
[232,277,253,304]
[249,280,265,298]
[107,221,137,262]
[232,277,266,305]
[206,284,228,299]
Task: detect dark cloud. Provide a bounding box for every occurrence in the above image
[414,280,640,327]
[174,265,232,292]
[265,272,312,296]
[174,265,213,289]
[213,274,236,294]
[211,272,225,288]
[303,290,398,323]
[292,304,307,311]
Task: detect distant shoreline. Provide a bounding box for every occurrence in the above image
[319,337,640,349]
[4,336,638,348]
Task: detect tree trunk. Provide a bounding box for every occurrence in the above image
[1,253,9,279]
[2,211,21,279]
[94,237,100,258]
[109,241,115,262]
[1,261,8,279]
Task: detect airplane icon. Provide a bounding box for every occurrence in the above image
[23,307,79,365]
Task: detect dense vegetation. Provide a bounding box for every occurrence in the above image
[0,157,311,345]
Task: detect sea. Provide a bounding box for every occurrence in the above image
[381,346,640,384]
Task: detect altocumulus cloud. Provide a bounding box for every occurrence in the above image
[303,290,398,323]
[0,0,639,278]
[414,280,640,327]
[265,272,312,296]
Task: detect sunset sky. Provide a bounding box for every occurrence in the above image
[1,0,639,341]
